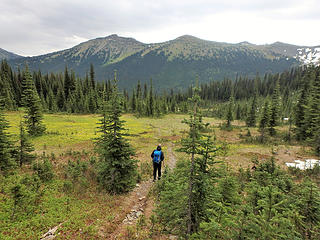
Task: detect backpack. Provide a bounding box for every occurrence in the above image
[153,150,161,163]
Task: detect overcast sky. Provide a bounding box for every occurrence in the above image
[1,0,319,56]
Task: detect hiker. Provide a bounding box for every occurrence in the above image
[151,144,164,181]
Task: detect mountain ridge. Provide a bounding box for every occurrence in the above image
[5,34,320,90]
[0,48,22,60]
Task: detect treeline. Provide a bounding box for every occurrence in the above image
[0,60,184,116]
[0,60,303,117]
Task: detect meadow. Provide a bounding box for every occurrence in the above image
[1,111,317,239]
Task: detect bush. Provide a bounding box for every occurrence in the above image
[32,158,54,182]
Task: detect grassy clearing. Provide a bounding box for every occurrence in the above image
[1,111,318,239]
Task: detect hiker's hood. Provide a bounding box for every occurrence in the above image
[157,146,161,151]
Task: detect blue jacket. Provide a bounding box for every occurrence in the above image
[151,146,164,162]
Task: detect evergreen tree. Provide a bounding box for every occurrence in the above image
[17,122,36,167]
[259,100,270,142]
[88,89,97,113]
[21,67,46,136]
[131,88,136,113]
[143,83,148,99]
[178,85,218,235]
[46,88,58,112]
[307,72,320,154]
[56,87,66,111]
[247,90,258,127]
[90,63,95,90]
[0,102,15,173]
[64,66,74,98]
[0,73,16,110]
[295,71,313,141]
[226,89,234,128]
[235,103,241,120]
[148,79,155,116]
[297,179,320,239]
[179,86,202,235]
[269,79,281,136]
[95,72,137,194]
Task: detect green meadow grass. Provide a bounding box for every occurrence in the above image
[1,111,193,239]
[2,111,305,239]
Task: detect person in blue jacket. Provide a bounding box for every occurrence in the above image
[151,144,164,181]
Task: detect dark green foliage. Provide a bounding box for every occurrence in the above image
[246,90,258,127]
[148,79,155,116]
[295,68,314,141]
[225,90,234,128]
[297,179,320,239]
[32,157,54,182]
[259,100,271,142]
[156,160,189,237]
[294,66,320,154]
[157,147,320,240]
[90,63,95,90]
[21,66,46,136]
[10,174,43,220]
[269,79,281,136]
[63,159,89,192]
[16,122,36,167]
[0,107,15,173]
[95,73,137,194]
[307,72,320,154]
[168,86,220,236]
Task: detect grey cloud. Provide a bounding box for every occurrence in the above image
[0,0,319,55]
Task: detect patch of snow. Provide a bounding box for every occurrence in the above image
[294,47,320,66]
[286,159,320,170]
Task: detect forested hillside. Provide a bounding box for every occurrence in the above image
[7,34,312,90]
[0,48,22,61]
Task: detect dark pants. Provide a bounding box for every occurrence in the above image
[153,161,162,180]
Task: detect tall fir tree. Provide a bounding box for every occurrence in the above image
[64,66,74,98]
[178,85,218,235]
[295,70,313,141]
[148,79,155,116]
[131,88,136,113]
[90,63,95,90]
[247,90,258,127]
[226,89,234,128]
[95,71,137,194]
[0,101,15,173]
[21,67,46,136]
[307,71,320,155]
[259,100,271,142]
[16,122,36,167]
[269,79,281,136]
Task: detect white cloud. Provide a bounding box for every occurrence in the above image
[0,0,319,56]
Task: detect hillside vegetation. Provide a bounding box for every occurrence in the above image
[7,34,306,90]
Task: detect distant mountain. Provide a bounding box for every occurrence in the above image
[7,35,320,90]
[256,42,320,65]
[0,48,22,60]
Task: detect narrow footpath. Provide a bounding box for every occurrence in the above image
[101,142,177,239]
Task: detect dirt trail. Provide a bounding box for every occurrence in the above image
[99,142,177,239]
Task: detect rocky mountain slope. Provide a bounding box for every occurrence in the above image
[6,35,320,90]
[0,48,22,60]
